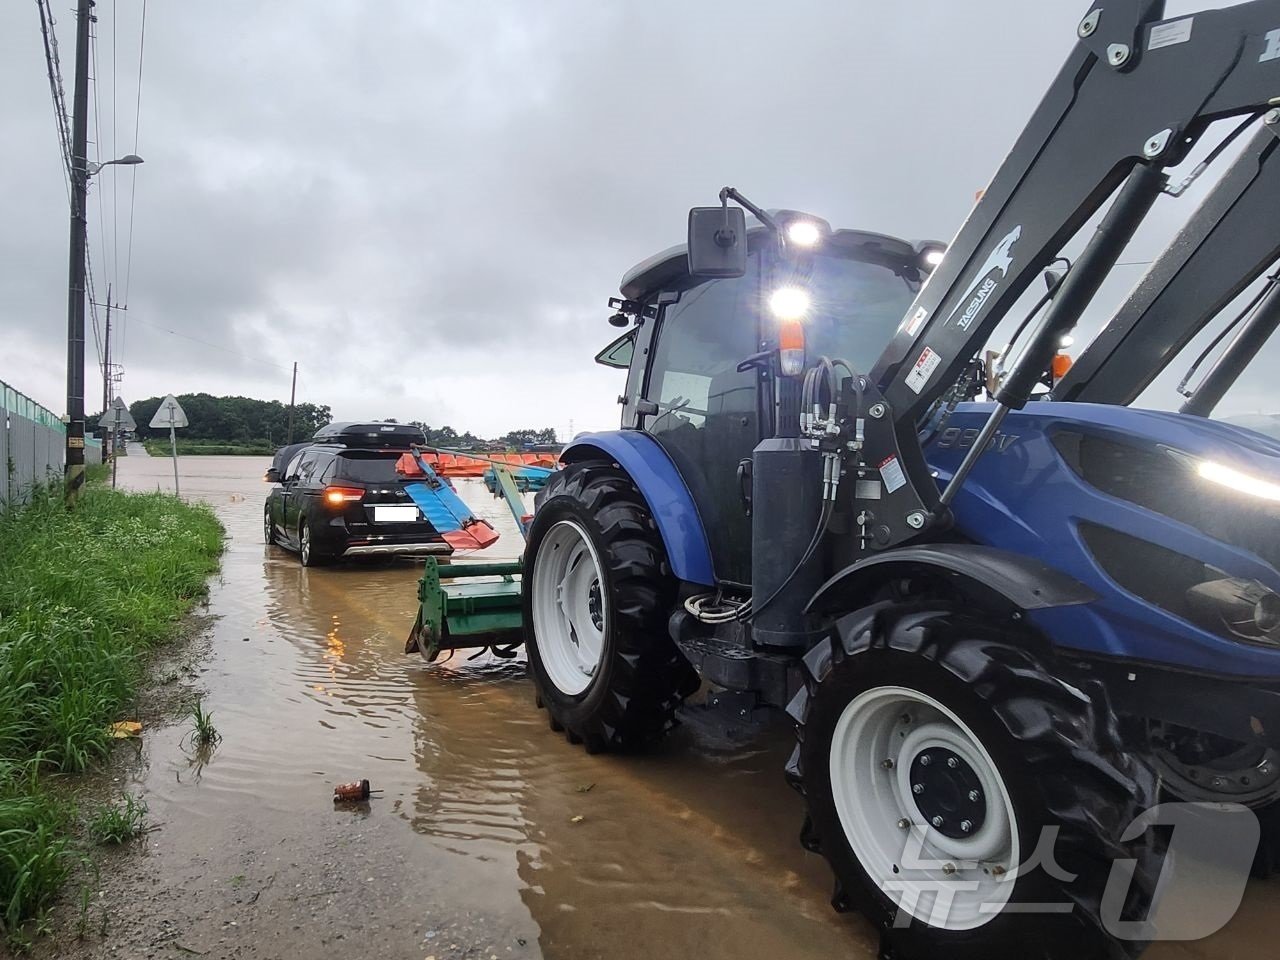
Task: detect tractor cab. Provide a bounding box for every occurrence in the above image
[596,212,941,585]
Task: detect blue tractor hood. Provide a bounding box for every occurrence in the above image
[924,402,1280,674]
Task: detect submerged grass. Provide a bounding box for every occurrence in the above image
[0,483,222,941]
[186,700,220,748]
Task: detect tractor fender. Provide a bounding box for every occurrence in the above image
[560,431,715,586]
[805,543,1097,617]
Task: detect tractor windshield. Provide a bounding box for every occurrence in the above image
[776,254,921,369]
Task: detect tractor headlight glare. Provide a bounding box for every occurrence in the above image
[786,220,822,248]
[1197,460,1280,502]
[769,286,810,321]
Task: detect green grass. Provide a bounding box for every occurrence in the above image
[186,700,220,749]
[0,482,223,940]
[142,440,273,457]
[85,795,148,846]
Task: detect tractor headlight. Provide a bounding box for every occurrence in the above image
[1187,577,1280,645]
[1197,460,1280,502]
[769,286,811,321]
[915,241,948,273]
[785,219,823,248]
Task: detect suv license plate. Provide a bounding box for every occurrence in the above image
[373,505,418,523]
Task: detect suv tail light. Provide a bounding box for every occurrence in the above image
[324,485,365,506]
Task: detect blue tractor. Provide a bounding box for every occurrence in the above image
[516,3,1280,958]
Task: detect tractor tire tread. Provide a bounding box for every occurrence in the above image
[790,606,1161,960]
[526,461,697,752]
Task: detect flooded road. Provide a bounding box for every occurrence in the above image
[62,454,1280,959]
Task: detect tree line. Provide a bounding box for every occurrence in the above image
[125,394,332,445]
[113,394,558,449]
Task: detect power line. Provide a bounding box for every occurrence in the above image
[36,1,105,384]
[126,314,296,373]
[111,0,118,298]
[122,0,146,309]
[91,19,110,290]
[35,0,73,199]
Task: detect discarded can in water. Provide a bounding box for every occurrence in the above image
[334,779,371,802]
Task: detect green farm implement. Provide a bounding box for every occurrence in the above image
[404,454,543,661]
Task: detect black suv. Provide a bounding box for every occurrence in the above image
[263,422,452,566]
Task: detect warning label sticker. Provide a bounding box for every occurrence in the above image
[904,346,942,394]
[1149,17,1193,50]
[879,455,907,494]
[904,307,928,336]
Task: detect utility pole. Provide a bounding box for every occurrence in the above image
[101,285,112,453]
[286,361,298,443]
[102,291,112,416]
[63,0,92,504]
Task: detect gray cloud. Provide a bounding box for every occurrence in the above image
[2,0,1274,439]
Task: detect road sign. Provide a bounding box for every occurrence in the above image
[149,394,189,429]
[98,396,137,432]
[148,394,187,495]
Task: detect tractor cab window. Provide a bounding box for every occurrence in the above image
[777,254,921,370]
[643,255,761,583]
[595,329,636,370]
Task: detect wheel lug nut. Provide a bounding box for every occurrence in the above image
[968,790,980,802]
[942,862,956,875]
[897,818,911,829]
[881,758,895,769]
[900,714,912,724]
[919,755,932,766]
[912,783,924,795]
[960,819,973,833]
[930,816,944,828]
[1212,776,1227,788]
[947,757,958,769]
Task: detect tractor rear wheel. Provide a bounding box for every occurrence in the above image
[523,462,698,752]
[790,607,1160,960]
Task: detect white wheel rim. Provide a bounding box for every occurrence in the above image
[829,685,1019,930]
[531,520,607,696]
[301,524,310,563]
[264,510,272,543]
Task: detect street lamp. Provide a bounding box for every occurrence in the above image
[87,154,144,176]
[65,149,145,503]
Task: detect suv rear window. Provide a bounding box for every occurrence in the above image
[335,452,403,482]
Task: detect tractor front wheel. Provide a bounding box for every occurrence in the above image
[523,462,698,752]
[791,608,1161,960]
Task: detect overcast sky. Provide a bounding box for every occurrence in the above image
[2,0,1275,440]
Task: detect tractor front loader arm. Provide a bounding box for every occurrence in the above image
[1055,127,1280,405]
[868,0,1280,532]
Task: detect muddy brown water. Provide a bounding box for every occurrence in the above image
[51,454,1280,959]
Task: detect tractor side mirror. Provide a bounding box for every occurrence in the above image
[264,467,282,483]
[688,206,747,279]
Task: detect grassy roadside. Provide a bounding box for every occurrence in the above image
[141,440,273,457]
[0,482,223,944]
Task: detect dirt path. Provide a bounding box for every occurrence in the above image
[36,455,1280,960]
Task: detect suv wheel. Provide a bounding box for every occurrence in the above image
[299,518,327,567]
